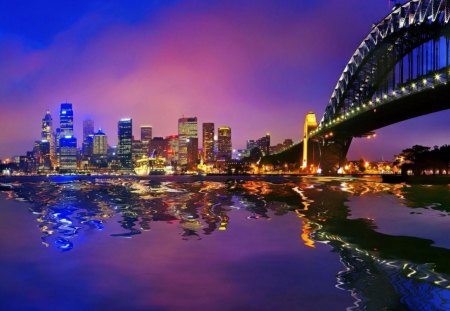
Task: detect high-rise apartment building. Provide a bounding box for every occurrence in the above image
[178,117,198,168]
[202,123,215,162]
[118,118,133,169]
[217,126,232,160]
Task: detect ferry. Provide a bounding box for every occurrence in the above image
[134,156,173,176]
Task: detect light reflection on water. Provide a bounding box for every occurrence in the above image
[0,175,449,310]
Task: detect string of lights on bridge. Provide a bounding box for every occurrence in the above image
[309,70,449,139]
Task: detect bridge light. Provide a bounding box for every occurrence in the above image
[435,74,440,81]
[376,97,380,103]
[401,87,406,93]
[412,83,416,89]
[369,101,373,105]
[362,104,366,108]
[383,94,388,99]
[422,78,427,85]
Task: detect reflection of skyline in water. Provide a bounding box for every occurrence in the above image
[1,176,449,310]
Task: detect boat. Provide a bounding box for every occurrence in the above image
[134,156,169,176]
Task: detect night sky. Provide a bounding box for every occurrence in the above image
[0,0,448,160]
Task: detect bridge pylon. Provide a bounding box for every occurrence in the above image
[302,112,318,171]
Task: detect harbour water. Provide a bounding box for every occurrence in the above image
[0,175,449,310]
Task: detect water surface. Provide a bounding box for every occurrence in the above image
[0,175,449,310]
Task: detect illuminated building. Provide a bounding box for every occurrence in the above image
[82,134,94,158]
[217,126,232,160]
[202,123,215,162]
[165,135,178,163]
[118,118,133,170]
[38,140,51,170]
[149,137,167,158]
[59,103,74,136]
[140,125,152,156]
[58,103,77,171]
[93,129,108,155]
[132,139,145,162]
[178,117,198,168]
[83,119,94,141]
[257,133,271,156]
[41,110,56,166]
[59,136,78,171]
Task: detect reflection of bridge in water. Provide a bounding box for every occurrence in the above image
[301,0,450,173]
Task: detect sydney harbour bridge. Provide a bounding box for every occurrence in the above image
[301,0,450,173]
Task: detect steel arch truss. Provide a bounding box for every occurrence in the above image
[322,0,450,125]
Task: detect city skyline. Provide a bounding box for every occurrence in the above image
[0,0,449,161]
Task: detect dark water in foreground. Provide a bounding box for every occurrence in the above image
[0,175,449,311]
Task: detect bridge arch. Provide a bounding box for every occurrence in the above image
[307,0,450,173]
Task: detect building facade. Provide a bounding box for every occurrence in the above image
[178,117,198,168]
[140,125,152,156]
[58,103,77,170]
[117,118,133,170]
[217,126,232,160]
[202,123,215,163]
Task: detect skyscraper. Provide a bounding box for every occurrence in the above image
[58,103,77,171]
[59,103,74,136]
[118,118,133,170]
[41,110,56,166]
[217,126,232,160]
[83,119,94,141]
[140,125,152,156]
[59,136,77,170]
[93,129,108,156]
[178,117,198,168]
[202,123,215,163]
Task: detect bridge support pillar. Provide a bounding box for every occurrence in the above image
[302,112,318,171]
[318,137,352,175]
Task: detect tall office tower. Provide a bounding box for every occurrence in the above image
[41,110,56,166]
[202,123,215,163]
[58,103,77,171]
[140,125,152,156]
[118,118,133,170]
[59,103,74,136]
[178,117,198,167]
[59,136,78,170]
[217,126,232,160]
[257,133,271,156]
[93,129,108,156]
[83,119,95,141]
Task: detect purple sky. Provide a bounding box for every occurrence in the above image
[0,0,448,161]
